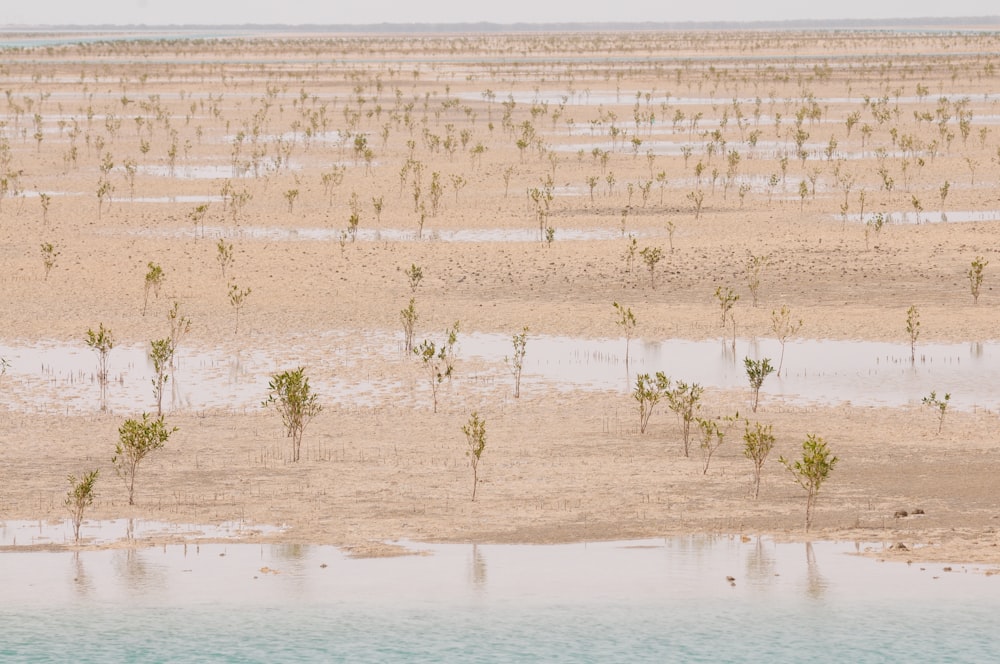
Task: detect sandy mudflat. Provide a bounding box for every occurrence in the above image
[1,28,999,563]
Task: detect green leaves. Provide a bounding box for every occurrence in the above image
[263,367,322,462]
[462,411,487,501]
[414,321,460,413]
[744,357,775,413]
[779,434,839,531]
[634,371,671,434]
[922,391,951,434]
[65,469,99,543]
[113,413,177,505]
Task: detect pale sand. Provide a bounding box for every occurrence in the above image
[1,29,999,564]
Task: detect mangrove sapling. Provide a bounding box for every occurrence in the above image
[149,338,174,416]
[65,469,99,543]
[463,411,487,501]
[922,391,951,434]
[114,413,176,506]
[263,367,322,462]
[405,263,424,292]
[745,253,771,307]
[401,298,418,353]
[770,305,802,375]
[667,381,703,456]
[634,371,670,434]
[698,412,738,475]
[864,213,884,251]
[85,323,114,410]
[687,190,704,219]
[188,203,209,238]
[40,242,59,280]
[968,256,988,304]
[939,180,950,215]
[744,421,776,499]
[612,302,637,370]
[714,286,738,327]
[143,262,164,315]
[166,301,191,366]
[504,327,529,399]
[414,321,460,413]
[623,235,638,275]
[906,305,920,362]
[640,246,663,289]
[779,434,839,532]
[39,192,50,224]
[228,282,251,334]
[744,357,775,413]
[216,239,234,280]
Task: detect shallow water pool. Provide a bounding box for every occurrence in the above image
[1,536,996,662]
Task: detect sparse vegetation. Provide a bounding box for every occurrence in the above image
[415,321,460,413]
[405,263,424,292]
[216,240,234,280]
[85,323,114,409]
[922,391,950,434]
[744,421,776,499]
[228,282,252,334]
[400,298,418,354]
[505,327,529,399]
[148,338,174,416]
[744,357,775,413]
[770,305,802,375]
[143,262,164,315]
[65,469,99,544]
[968,256,987,304]
[667,381,703,456]
[114,413,176,506]
[263,367,323,462]
[462,411,487,501]
[639,246,663,289]
[745,253,770,307]
[906,305,920,362]
[634,371,670,434]
[40,242,59,280]
[612,302,637,369]
[780,435,839,532]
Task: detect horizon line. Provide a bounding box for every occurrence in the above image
[2,16,1000,32]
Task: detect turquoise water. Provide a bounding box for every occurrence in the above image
[2,537,997,662]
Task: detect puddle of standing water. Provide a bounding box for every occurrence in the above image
[840,210,1000,225]
[459,333,1000,410]
[1,333,996,414]
[0,333,403,415]
[0,518,284,548]
[140,162,298,180]
[113,225,650,243]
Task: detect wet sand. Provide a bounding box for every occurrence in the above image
[1,28,999,563]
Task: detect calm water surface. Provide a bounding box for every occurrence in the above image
[1,536,996,662]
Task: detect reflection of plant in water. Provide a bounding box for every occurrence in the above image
[72,552,92,596]
[744,536,776,583]
[804,542,828,599]
[85,323,114,411]
[470,544,487,588]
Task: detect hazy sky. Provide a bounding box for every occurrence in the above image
[3,0,997,26]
